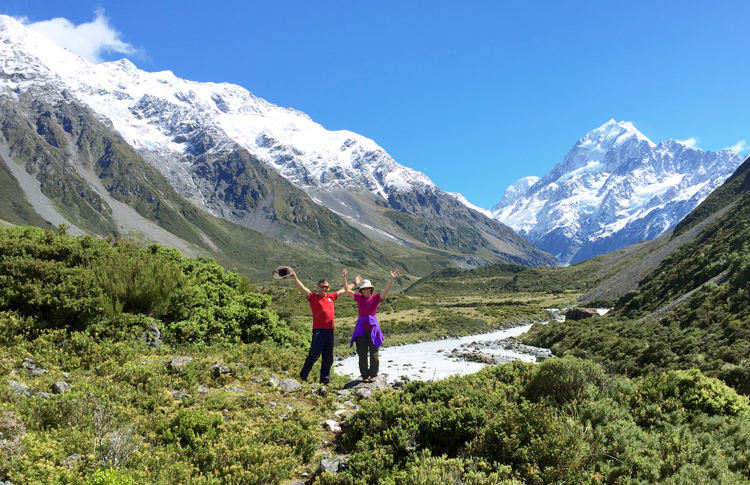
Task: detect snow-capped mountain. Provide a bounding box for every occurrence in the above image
[492,119,743,264]
[0,15,558,269]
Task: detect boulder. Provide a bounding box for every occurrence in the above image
[166,357,192,371]
[170,390,191,400]
[353,387,373,400]
[565,308,600,321]
[324,419,341,432]
[267,375,280,389]
[143,321,162,349]
[51,382,72,394]
[20,358,48,377]
[60,453,82,468]
[279,379,302,393]
[320,455,348,474]
[8,380,30,398]
[211,364,232,378]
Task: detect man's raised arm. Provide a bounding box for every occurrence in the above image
[289,268,311,297]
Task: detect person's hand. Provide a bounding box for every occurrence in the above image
[391,269,399,279]
[342,268,348,278]
[354,274,362,285]
[288,268,295,277]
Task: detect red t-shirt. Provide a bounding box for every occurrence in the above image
[308,292,338,329]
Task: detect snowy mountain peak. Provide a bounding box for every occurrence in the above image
[577,119,656,155]
[491,119,743,264]
[0,13,436,201]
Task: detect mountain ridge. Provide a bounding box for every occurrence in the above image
[492,119,742,264]
[0,14,558,274]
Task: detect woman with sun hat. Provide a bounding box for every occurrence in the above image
[342,268,399,383]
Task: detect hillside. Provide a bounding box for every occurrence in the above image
[523,154,750,393]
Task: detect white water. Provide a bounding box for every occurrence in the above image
[334,323,538,384]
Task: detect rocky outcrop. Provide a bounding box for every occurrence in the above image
[565,308,600,321]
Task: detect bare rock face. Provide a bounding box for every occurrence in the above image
[565,308,600,321]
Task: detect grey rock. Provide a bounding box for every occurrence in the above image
[250,377,263,384]
[353,387,373,400]
[280,379,302,393]
[324,419,341,432]
[197,385,209,394]
[226,386,244,393]
[21,358,48,377]
[8,380,30,397]
[211,364,232,378]
[171,390,191,400]
[35,392,52,399]
[51,382,72,394]
[166,356,193,371]
[143,321,162,349]
[268,375,280,388]
[315,386,328,397]
[320,455,348,474]
[60,453,82,468]
[565,307,600,321]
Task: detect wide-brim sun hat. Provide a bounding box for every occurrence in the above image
[272,265,293,279]
[359,279,375,290]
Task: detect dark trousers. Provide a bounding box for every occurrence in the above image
[355,330,379,379]
[300,329,334,384]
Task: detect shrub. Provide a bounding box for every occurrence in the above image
[636,369,749,417]
[86,468,134,485]
[524,356,609,405]
[90,241,182,318]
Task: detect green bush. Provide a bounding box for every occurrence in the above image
[636,369,749,417]
[90,241,182,318]
[524,356,609,405]
[86,468,134,485]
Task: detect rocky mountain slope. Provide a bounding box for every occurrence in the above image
[0,15,558,271]
[492,119,742,264]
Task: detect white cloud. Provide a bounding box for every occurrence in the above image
[676,137,699,148]
[19,10,138,63]
[727,140,748,155]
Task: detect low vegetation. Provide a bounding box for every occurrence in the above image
[2,224,750,484]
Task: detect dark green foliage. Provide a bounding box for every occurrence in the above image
[333,358,750,484]
[0,225,303,348]
[90,241,182,318]
[524,355,609,405]
[157,408,223,450]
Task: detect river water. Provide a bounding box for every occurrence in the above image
[334,322,543,385]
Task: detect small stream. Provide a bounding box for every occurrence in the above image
[334,314,561,385]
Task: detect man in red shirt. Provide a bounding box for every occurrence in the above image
[289,268,360,384]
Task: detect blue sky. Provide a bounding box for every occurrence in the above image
[3,1,749,209]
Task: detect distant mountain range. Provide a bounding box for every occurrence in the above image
[491,119,742,264]
[0,14,558,279]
